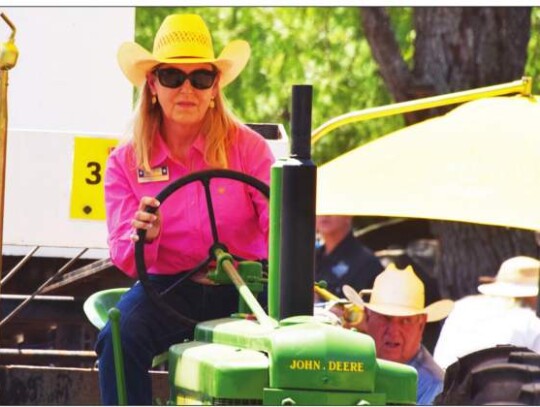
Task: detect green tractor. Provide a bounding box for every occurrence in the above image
[97,85,417,405]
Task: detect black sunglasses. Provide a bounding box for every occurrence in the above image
[154,67,217,90]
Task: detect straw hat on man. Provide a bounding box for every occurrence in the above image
[344,263,453,405]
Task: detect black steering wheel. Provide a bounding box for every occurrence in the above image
[134,169,270,326]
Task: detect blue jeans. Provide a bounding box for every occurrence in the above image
[95,275,239,405]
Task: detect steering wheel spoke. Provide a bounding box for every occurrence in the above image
[200,177,220,243]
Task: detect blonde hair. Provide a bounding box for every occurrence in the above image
[132,76,240,172]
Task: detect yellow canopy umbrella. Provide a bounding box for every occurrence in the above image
[316,95,540,231]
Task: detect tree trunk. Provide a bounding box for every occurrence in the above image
[430,222,537,298]
[361,7,534,299]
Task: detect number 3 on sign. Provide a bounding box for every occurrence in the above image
[70,137,118,220]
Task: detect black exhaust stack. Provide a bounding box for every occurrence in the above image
[279,85,317,319]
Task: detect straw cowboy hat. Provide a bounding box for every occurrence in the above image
[117,14,250,88]
[343,264,454,322]
[477,256,540,298]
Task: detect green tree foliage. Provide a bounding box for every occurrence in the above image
[136,7,539,165]
[526,7,540,88]
[136,7,405,165]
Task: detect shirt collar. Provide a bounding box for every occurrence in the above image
[150,131,205,168]
[408,345,427,367]
[149,132,168,167]
[193,132,206,154]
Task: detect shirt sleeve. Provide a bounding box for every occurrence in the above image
[238,127,275,240]
[433,309,460,369]
[361,250,384,286]
[524,309,540,353]
[104,148,161,278]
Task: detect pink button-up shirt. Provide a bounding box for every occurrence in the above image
[104,124,275,278]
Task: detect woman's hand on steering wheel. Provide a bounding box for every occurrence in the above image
[130,196,162,243]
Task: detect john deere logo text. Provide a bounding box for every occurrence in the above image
[289,359,364,372]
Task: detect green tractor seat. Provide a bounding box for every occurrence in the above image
[84,288,130,405]
[84,287,130,330]
[83,287,170,367]
[83,287,168,405]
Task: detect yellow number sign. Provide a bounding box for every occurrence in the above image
[70,137,118,220]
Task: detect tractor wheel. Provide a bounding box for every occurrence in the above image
[435,344,540,405]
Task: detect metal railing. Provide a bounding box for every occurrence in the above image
[0,245,114,331]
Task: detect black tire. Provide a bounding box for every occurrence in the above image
[435,344,540,405]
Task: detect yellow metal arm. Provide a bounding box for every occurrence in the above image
[0,13,18,70]
[0,12,18,295]
[311,77,533,145]
[314,284,363,328]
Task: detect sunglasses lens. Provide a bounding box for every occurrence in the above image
[189,70,217,90]
[156,68,186,88]
[155,68,217,90]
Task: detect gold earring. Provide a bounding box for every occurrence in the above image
[209,97,215,109]
[151,95,157,105]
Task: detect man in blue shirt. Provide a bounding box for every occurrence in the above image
[344,264,454,404]
[315,215,382,297]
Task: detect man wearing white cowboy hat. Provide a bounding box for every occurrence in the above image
[434,256,540,370]
[96,13,275,405]
[343,264,454,405]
